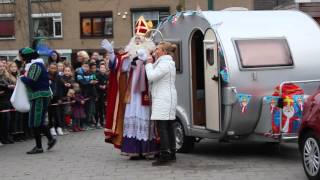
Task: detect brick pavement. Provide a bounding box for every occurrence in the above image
[0,129,308,180]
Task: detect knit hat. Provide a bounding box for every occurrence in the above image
[20,47,39,63]
[21,47,35,55]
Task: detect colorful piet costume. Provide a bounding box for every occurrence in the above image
[21,57,52,128]
[120,16,159,157]
[20,47,56,154]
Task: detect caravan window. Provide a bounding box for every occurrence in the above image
[235,39,293,68]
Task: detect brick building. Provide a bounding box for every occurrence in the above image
[0,0,253,61]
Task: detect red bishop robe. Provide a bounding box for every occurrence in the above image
[104,52,128,148]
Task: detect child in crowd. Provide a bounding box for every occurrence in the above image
[48,63,64,136]
[76,62,97,129]
[95,64,109,128]
[48,50,62,64]
[0,61,15,144]
[89,63,98,127]
[70,83,86,131]
[57,62,65,76]
[58,66,75,129]
[7,62,24,142]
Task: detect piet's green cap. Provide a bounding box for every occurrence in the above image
[21,47,35,55]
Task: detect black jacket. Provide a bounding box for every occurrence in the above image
[57,75,75,100]
[0,76,13,109]
[95,71,108,98]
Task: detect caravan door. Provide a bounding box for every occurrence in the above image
[203,29,220,131]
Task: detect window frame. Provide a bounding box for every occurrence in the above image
[233,37,294,71]
[79,11,113,39]
[130,7,170,36]
[0,13,15,40]
[31,0,60,2]
[0,0,14,4]
[32,13,63,39]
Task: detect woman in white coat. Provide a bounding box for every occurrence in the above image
[145,41,177,166]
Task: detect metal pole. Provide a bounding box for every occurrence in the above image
[208,0,214,10]
[27,0,33,47]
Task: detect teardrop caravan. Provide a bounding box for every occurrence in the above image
[153,10,320,152]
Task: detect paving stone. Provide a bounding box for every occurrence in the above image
[0,129,308,180]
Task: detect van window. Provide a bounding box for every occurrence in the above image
[235,39,293,68]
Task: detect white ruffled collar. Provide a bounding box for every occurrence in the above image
[25,58,45,71]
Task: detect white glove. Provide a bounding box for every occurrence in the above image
[101,39,114,53]
[25,63,31,72]
[136,49,148,62]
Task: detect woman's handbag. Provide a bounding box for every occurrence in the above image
[10,77,30,112]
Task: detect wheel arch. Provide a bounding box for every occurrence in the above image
[299,127,314,152]
[176,106,191,136]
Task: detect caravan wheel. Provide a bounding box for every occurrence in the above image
[173,121,195,153]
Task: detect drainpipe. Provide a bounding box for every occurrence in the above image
[180,0,185,11]
[27,0,33,47]
[208,0,214,10]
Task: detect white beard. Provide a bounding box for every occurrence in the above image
[125,36,155,60]
[282,105,295,133]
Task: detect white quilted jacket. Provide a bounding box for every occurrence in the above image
[145,55,177,120]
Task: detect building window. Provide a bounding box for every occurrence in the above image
[31,0,60,2]
[0,14,15,39]
[234,38,293,68]
[131,7,170,35]
[80,12,113,38]
[0,0,14,3]
[0,55,17,61]
[32,13,62,38]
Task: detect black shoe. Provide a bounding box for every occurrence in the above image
[1,140,8,144]
[1,139,13,144]
[152,158,171,166]
[129,155,145,160]
[152,152,171,166]
[27,147,44,154]
[169,153,176,162]
[47,139,57,150]
[6,138,14,144]
[13,136,20,142]
[20,136,26,141]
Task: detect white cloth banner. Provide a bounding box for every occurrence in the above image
[10,77,30,112]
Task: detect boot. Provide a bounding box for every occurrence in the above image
[6,136,15,144]
[152,151,171,166]
[47,139,57,150]
[169,149,176,162]
[27,147,44,154]
[6,138,14,144]
[73,126,80,132]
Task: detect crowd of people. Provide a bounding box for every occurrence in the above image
[0,48,110,148]
[0,15,178,166]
